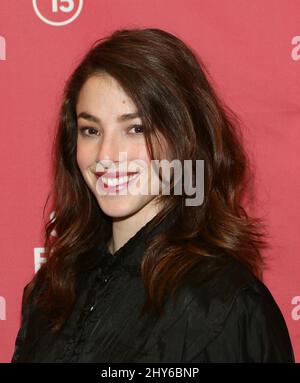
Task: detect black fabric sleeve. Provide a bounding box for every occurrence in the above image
[11,283,31,363]
[197,285,295,363]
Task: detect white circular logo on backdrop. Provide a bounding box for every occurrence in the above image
[32,0,83,26]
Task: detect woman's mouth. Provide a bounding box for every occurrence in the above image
[94,171,140,193]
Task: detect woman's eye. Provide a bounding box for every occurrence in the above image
[128,124,144,134]
[78,127,99,137]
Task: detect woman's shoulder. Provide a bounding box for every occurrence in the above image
[170,255,295,362]
[175,254,263,310]
[176,255,286,328]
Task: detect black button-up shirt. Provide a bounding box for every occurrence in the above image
[11,213,295,363]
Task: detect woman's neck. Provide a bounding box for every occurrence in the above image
[108,200,162,255]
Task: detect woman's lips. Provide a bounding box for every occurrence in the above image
[94,171,138,178]
[95,171,140,193]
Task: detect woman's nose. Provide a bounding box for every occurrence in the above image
[96,133,128,165]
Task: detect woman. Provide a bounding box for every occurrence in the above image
[11,28,294,363]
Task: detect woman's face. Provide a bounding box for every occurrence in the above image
[76,73,163,219]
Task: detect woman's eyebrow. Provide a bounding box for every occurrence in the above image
[77,111,141,123]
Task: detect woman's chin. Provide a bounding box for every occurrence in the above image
[96,195,157,220]
[97,199,140,219]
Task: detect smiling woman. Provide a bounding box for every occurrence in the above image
[75,73,163,230]
[11,27,294,363]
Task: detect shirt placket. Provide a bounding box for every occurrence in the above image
[68,267,113,362]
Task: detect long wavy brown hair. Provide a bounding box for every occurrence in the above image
[23,27,266,332]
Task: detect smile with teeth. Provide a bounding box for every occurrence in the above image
[100,173,139,187]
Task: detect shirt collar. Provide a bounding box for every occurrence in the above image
[96,209,179,275]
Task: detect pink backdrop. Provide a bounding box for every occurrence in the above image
[0,0,299,363]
